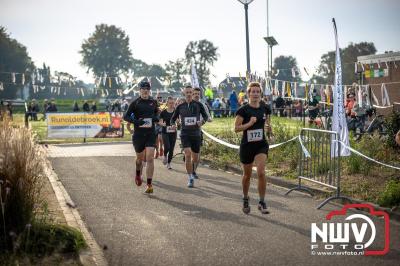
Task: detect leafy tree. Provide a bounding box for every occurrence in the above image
[80,24,133,78]
[185,39,218,87]
[131,59,167,80]
[312,42,377,84]
[273,55,301,82]
[165,58,187,89]
[132,58,150,77]
[0,26,34,98]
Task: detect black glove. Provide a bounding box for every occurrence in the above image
[134,118,146,127]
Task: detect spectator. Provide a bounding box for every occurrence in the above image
[220,97,227,117]
[41,99,48,120]
[122,99,129,112]
[284,97,293,118]
[82,100,90,112]
[275,95,285,117]
[307,91,320,122]
[238,89,246,106]
[73,101,80,112]
[212,98,221,118]
[105,99,111,111]
[91,101,97,113]
[345,93,356,117]
[293,100,303,117]
[204,87,214,107]
[31,99,39,120]
[46,99,58,113]
[229,90,239,116]
[6,101,13,120]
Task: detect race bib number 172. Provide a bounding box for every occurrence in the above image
[247,129,263,142]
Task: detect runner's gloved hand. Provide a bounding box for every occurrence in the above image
[129,113,146,126]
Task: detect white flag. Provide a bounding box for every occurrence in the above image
[331,19,350,157]
[191,61,200,89]
[381,83,390,106]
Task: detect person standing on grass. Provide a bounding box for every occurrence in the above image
[234,82,272,214]
[171,85,209,188]
[82,100,90,112]
[123,81,159,194]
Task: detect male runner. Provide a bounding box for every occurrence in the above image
[192,87,212,179]
[123,81,159,194]
[171,85,209,187]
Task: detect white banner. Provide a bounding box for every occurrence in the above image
[331,19,350,157]
[191,61,200,89]
[47,112,124,139]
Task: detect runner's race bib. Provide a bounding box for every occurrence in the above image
[247,129,263,142]
[139,118,152,128]
[184,117,197,126]
[166,126,176,133]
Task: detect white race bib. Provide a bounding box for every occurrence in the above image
[184,116,197,126]
[166,126,176,133]
[139,118,152,128]
[247,129,263,142]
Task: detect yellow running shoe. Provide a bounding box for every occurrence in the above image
[145,185,153,194]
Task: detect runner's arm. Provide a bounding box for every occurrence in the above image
[234,115,255,133]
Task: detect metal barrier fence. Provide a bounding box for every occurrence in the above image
[285,128,352,209]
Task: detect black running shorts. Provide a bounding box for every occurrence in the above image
[132,132,156,153]
[181,135,201,153]
[239,141,269,164]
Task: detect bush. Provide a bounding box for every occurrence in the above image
[0,118,45,249]
[378,179,400,207]
[384,111,400,149]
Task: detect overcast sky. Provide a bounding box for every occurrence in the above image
[1,0,399,85]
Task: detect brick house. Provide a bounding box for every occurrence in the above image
[357,51,400,115]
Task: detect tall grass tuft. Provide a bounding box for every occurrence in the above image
[0,117,45,250]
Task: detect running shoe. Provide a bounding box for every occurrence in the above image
[163,156,168,165]
[192,172,199,179]
[144,184,153,194]
[135,174,142,186]
[167,163,172,170]
[258,201,269,214]
[187,176,194,188]
[242,197,250,214]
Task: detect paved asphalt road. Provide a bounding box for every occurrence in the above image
[48,143,400,266]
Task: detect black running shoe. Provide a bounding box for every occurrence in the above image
[258,201,269,214]
[242,197,250,214]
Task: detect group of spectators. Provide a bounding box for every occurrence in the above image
[26,98,57,121]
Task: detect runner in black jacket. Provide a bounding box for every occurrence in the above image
[123,81,159,194]
[171,85,209,188]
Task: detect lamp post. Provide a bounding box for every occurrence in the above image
[263,36,278,77]
[237,0,254,75]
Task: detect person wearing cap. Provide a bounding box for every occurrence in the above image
[171,85,209,188]
[123,81,160,194]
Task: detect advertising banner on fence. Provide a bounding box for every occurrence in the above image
[47,112,124,138]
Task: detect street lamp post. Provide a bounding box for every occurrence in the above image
[237,0,254,75]
[263,36,278,77]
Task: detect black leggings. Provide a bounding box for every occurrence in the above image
[162,133,177,163]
